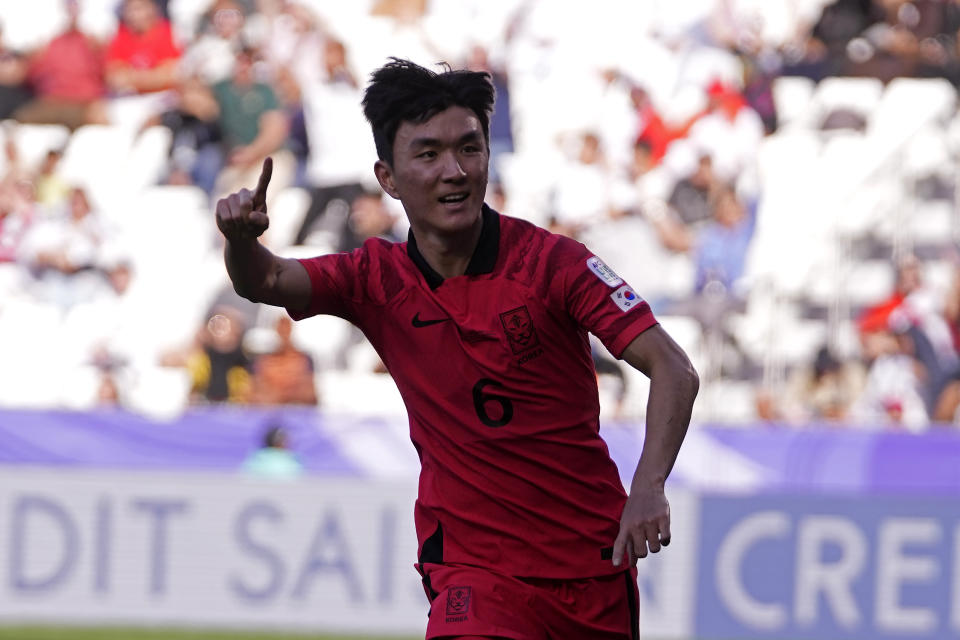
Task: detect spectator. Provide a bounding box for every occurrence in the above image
[685,79,764,184]
[248,0,325,84]
[241,425,304,479]
[161,304,252,404]
[630,83,689,165]
[465,44,514,184]
[944,258,960,354]
[780,345,866,424]
[19,186,108,311]
[738,49,779,135]
[0,162,36,265]
[0,26,31,120]
[650,183,758,381]
[847,0,951,82]
[0,135,38,293]
[852,316,929,431]
[211,46,292,205]
[337,190,400,253]
[13,0,108,130]
[625,138,674,218]
[0,197,31,265]
[95,369,122,406]
[240,4,318,192]
[629,138,654,184]
[249,315,318,406]
[668,153,717,227]
[550,131,612,238]
[152,76,222,192]
[34,149,71,209]
[783,0,881,80]
[294,38,374,246]
[88,346,128,407]
[693,183,757,296]
[181,0,247,85]
[858,254,960,417]
[59,253,143,401]
[105,0,181,96]
[933,262,960,422]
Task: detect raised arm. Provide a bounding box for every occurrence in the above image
[611,324,699,567]
[215,157,312,310]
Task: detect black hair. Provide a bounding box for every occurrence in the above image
[362,57,495,165]
[263,425,287,448]
[813,346,841,380]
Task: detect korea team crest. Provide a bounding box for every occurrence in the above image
[500,306,540,354]
[445,585,472,622]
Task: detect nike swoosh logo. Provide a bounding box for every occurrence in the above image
[412,312,448,328]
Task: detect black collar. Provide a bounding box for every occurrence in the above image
[406,204,500,290]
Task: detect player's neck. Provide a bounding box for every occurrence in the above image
[411,216,484,280]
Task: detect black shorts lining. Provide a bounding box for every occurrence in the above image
[624,570,639,640]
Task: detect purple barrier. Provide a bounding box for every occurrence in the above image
[1,409,959,493]
[703,424,960,495]
[0,407,360,474]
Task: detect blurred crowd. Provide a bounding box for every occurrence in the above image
[0,0,959,431]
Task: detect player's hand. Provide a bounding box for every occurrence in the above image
[612,485,671,567]
[215,156,272,241]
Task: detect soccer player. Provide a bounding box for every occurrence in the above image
[216,58,698,640]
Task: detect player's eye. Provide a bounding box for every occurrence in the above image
[416,150,437,159]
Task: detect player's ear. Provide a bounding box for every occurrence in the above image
[374,160,400,200]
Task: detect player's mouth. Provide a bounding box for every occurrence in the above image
[438,192,470,207]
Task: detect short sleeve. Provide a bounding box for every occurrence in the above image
[260,85,279,111]
[154,21,182,62]
[286,252,360,322]
[554,238,658,358]
[104,29,131,65]
[285,240,396,325]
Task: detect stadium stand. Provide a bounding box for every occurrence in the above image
[0,0,957,430]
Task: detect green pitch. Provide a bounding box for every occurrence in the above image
[0,628,419,640]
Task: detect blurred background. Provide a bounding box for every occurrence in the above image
[0,0,959,639]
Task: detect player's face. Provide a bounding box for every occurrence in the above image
[375,106,488,237]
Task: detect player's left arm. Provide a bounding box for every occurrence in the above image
[612,324,699,567]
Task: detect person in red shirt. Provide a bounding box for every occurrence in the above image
[14,0,108,130]
[216,59,698,639]
[105,0,181,95]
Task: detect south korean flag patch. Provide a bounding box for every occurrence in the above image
[610,284,642,313]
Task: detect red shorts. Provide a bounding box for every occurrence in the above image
[417,563,639,640]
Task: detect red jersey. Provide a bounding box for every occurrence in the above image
[29,30,105,101]
[290,206,657,578]
[105,19,180,73]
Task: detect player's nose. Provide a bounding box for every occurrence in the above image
[440,151,467,181]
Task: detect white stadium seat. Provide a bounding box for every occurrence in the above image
[870,77,956,140]
[318,371,407,416]
[0,300,64,408]
[125,365,192,420]
[8,123,71,174]
[264,187,311,251]
[125,126,173,194]
[805,76,884,130]
[846,260,897,308]
[772,76,815,130]
[908,200,955,246]
[59,124,137,213]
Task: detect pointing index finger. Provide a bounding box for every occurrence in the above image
[252,156,273,210]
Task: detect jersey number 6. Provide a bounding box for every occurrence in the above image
[472,378,514,427]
